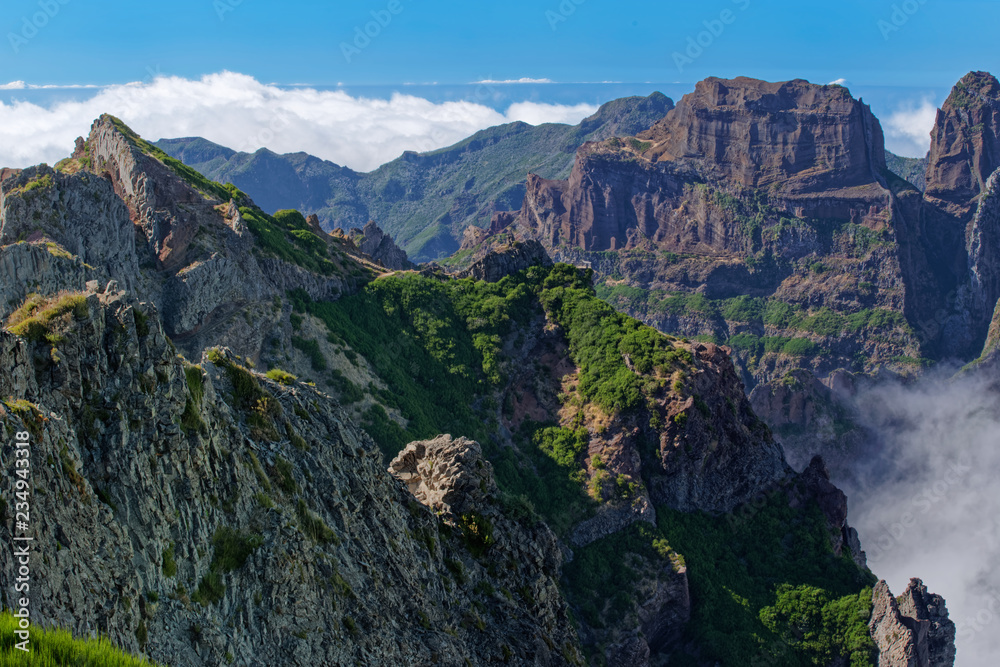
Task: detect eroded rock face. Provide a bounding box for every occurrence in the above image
[355,220,415,270]
[639,77,888,195]
[0,286,580,666]
[651,342,791,513]
[925,72,1000,218]
[0,165,138,292]
[870,579,956,667]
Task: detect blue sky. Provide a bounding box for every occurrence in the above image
[1,0,996,88]
[0,0,995,168]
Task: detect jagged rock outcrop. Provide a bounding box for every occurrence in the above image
[355,220,414,270]
[0,283,580,666]
[870,579,956,667]
[3,116,365,366]
[458,239,552,282]
[650,342,791,513]
[749,369,875,483]
[790,456,867,568]
[925,72,1000,218]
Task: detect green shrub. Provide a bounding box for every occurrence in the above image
[6,292,88,342]
[657,495,876,665]
[266,368,297,385]
[273,456,298,495]
[161,544,177,578]
[291,337,327,371]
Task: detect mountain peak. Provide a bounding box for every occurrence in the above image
[638,75,887,195]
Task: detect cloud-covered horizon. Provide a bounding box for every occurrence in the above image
[0,71,599,172]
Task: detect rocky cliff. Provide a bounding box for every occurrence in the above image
[0,115,955,666]
[482,76,924,389]
[352,220,415,271]
[639,77,888,197]
[0,285,579,665]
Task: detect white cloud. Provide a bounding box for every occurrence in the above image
[845,369,1000,667]
[0,81,27,90]
[883,97,939,158]
[0,71,598,172]
[828,78,849,86]
[473,77,554,84]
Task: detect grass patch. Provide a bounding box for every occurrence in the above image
[6,292,88,342]
[192,527,264,606]
[296,499,339,544]
[265,368,297,385]
[0,612,160,665]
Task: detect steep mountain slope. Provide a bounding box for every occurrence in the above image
[155,92,674,261]
[475,77,928,389]
[0,117,952,666]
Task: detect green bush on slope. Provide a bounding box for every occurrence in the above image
[0,612,160,666]
[657,494,877,666]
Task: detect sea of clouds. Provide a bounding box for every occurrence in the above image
[0,71,598,172]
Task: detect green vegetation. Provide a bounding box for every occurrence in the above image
[291,336,327,371]
[657,494,876,666]
[760,585,877,666]
[161,544,177,578]
[296,499,338,544]
[241,207,340,276]
[327,368,364,404]
[286,267,537,456]
[0,612,160,666]
[5,292,88,342]
[265,368,297,385]
[193,527,264,606]
[287,265,695,537]
[207,349,282,441]
[541,264,691,414]
[181,364,206,435]
[564,522,680,629]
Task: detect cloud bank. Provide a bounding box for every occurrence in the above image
[883,97,938,158]
[0,71,599,172]
[845,369,1000,666]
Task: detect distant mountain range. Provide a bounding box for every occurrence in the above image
[154,92,673,262]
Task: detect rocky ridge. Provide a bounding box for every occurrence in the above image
[0,283,580,665]
[0,114,956,666]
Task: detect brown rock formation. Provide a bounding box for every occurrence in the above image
[639,77,888,196]
[925,72,1000,218]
